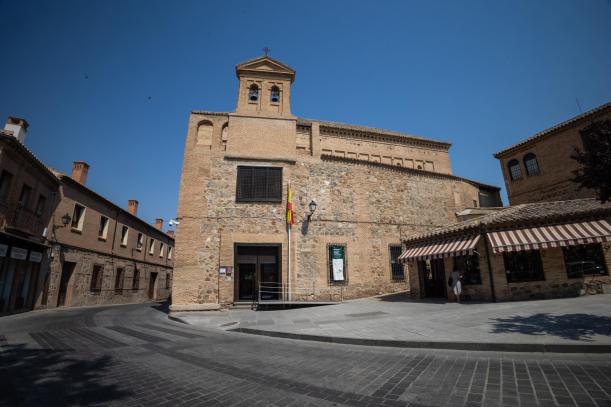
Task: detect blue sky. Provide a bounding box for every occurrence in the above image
[1,0,610,225]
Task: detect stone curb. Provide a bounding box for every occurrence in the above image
[228,327,611,354]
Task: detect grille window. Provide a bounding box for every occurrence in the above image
[523,153,540,176]
[90,265,103,292]
[389,245,404,279]
[508,159,522,181]
[236,166,282,202]
[115,268,125,294]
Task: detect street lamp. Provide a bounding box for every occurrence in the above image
[307,200,317,221]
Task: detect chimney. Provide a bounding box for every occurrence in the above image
[128,199,139,216]
[71,161,90,185]
[4,117,29,143]
[167,230,175,237]
[155,218,163,230]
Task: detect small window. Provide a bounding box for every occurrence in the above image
[115,268,124,294]
[523,153,540,176]
[132,268,140,291]
[90,265,103,292]
[508,159,522,181]
[120,225,129,246]
[159,242,165,258]
[236,166,282,202]
[389,245,404,279]
[18,184,32,207]
[248,84,259,102]
[149,239,155,255]
[71,203,86,230]
[453,254,481,285]
[136,233,144,251]
[35,195,47,217]
[165,273,171,289]
[0,170,14,201]
[168,246,173,260]
[328,244,347,284]
[563,244,607,278]
[98,216,109,239]
[270,85,280,103]
[503,250,544,283]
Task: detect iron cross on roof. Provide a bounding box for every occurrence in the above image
[263,47,271,56]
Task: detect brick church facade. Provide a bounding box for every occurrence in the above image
[172,56,501,310]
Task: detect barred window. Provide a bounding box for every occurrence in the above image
[389,245,404,279]
[508,159,522,181]
[132,268,140,291]
[236,166,282,202]
[90,265,103,292]
[115,268,125,294]
[523,153,540,176]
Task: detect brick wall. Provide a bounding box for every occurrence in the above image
[497,109,611,205]
[39,179,174,309]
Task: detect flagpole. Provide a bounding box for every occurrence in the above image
[287,181,291,302]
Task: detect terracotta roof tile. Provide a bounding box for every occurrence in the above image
[404,198,611,243]
[494,101,611,158]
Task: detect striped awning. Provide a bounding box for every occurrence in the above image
[487,220,611,254]
[398,235,480,262]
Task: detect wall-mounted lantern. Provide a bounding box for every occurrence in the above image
[307,200,317,221]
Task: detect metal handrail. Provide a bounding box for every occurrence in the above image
[257,281,343,303]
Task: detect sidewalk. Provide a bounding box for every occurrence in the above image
[171,293,611,353]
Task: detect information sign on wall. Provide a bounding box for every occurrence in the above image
[328,244,346,282]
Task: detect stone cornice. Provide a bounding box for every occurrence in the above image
[297,119,451,151]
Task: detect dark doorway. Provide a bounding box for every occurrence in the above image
[235,245,281,301]
[148,272,158,299]
[418,258,446,298]
[57,261,76,307]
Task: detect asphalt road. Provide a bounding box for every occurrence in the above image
[1,302,610,407]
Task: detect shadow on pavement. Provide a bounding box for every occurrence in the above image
[0,343,131,406]
[490,313,611,342]
[152,300,170,314]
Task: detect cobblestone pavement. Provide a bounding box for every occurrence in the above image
[1,302,611,407]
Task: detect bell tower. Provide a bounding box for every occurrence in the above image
[234,55,296,118]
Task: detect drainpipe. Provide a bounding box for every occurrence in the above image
[481,227,496,303]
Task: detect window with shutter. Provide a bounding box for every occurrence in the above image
[236,166,283,202]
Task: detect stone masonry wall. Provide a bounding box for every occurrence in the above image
[174,112,490,307]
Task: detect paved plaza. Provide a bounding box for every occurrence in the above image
[1,301,611,406]
[175,293,611,351]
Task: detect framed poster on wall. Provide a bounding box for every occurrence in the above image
[328,244,347,283]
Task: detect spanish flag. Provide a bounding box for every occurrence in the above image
[286,185,295,226]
